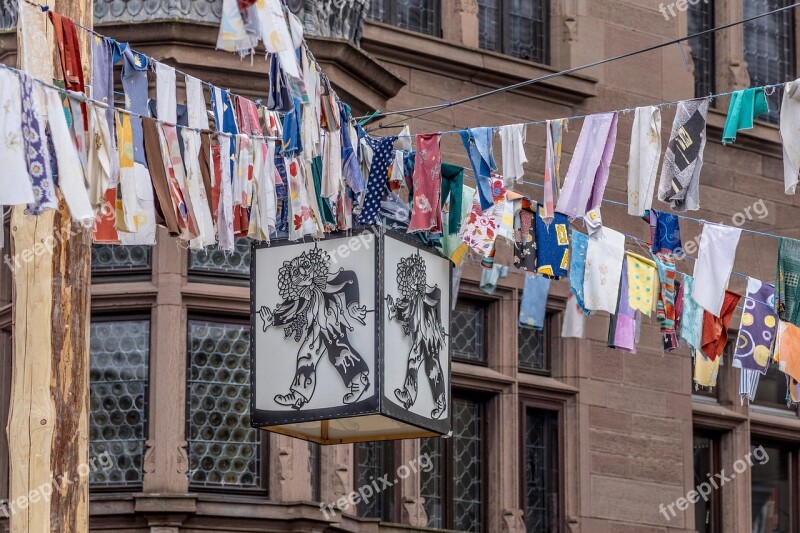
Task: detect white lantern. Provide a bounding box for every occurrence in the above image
[250,227,451,444]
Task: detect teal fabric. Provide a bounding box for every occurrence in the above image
[441,163,465,235]
[722,88,769,144]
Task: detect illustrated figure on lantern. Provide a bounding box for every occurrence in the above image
[386,253,447,419]
[258,245,371,410]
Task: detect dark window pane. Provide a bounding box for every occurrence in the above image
[524,408,558,533]
[519,325,547,373]
[693,435,718,533]
[189,237,250,277]
[451,301,486,362]
[750,443,792,533]
[508,0,549,63]
[453,397,483,532]
[478,0,500,51]
[367,0,439,36]
[309,442,321,502]
[355,441,396,520]
[188,320,260,489]
[91,244,151,273]
[744,0,795,123]
[754,363,792,408]
[420,436,443,529]
[367,0,387,22]
[687,0,715,98]
[90,320,150,488]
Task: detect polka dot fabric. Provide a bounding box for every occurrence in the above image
[357,136,396,225]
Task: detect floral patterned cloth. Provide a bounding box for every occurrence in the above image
[20,75,56,214]
[408,133,442,233]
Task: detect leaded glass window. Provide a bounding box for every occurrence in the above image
[188,319,261,489]
[89,319,150,488]
[687,0,715,98]
[478,0,550,64]
[519,320,547,374]
[451,301,486,363]
[524,407,559,533]
[91,244,151,274]
[419,397,484,531]
[188,237,251,278]
[355,441,396,520]
[744,0,795,123]
[366,0,440,36]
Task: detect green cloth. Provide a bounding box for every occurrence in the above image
[776,237,800,326]
[441,184,475,258]
[310,156,335,228]
[441,163,465,235]
[722,87,769,144]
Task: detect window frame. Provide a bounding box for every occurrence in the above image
[519,397,564,533]
[353,440,401,522]
[185,314,269,495]
[90,244,153,281]
[366,0,442,37]
[686,0,715,98]
[518,310,556,377]
[748,436,800,533]
[89,313,153,492]
[420,391,488,531]
[692,428,724,533]
[451,298,491,366]
[479,0,551,65]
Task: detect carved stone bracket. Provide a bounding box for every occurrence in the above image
[402,497,428,527]
[501,508,525,533]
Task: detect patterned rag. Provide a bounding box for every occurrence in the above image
[408,133,443,232]
[143,117,180,235]
[556,112,618,228]
[781,79,800,194]
[48,11,87,131]
[569,230,589,313]
[627,106,662,216]
[460,196,502,257]
[583,227,626,314]
[281,98,303,156]
[774,320,800,382]
[722,87,769,145]
[519,273,551,330]
[118,44,149,166]
[285,156,319,239]
[183,129,216,248]
[535,205,570,279]
[309,156,335,230]
[542,119,566,222]
[186,75,210,130]
[115,112,138,232]
[694,350,721,389]
[561,294,586,339]
[92,35,117,168]
[441,163,465,235]
[514,207,536,272]
[44,89,93,221]
[20,75,56,214]
[739,369,761,404]
[357,135,396,225]
[86,101,117,210]
[340,104,366,193]
[266,53,294,114]
[459,127,497,211]
[160,124,197,239]
[498,123,527,186]
[680,275,705,351]
[256,0,301,82]
[692,223,742,316]
[654,253,679,351]
[608,257,638,354]
[701,290,741,361]
[216,0,259,53]
[733,278,777,374]
[0,70,34,206]
[658,98,710,211]
[626,252,658,317]
[643,209,682,255]
[776,237,800,326]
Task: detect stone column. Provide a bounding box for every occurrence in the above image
[442,0,479,48]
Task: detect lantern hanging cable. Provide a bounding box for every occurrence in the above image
[359,1,800,130]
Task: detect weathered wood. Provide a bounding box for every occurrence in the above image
[9,0,92,531]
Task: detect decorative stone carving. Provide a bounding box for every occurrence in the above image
[455,0,479,16]
[143,439,156,474]
[563,16,578,43]
[176,440,188,474]
[94,0,223,24]
[402,497,428,527]
[729,60,751,91]
[278,446,294,481]
[501,508,525,533]
[332,463,349,500]
[303,0,369,44]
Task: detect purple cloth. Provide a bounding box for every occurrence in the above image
[556,112,618,218]
[733,278,777,374]
[608,257,637,353]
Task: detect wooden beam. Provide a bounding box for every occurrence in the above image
[9,0,92,531]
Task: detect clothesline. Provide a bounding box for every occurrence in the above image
[359,1,800,128]
[371,82,784,141]
[20,0,342,115]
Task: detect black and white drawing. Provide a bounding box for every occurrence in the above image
[386,253,447,419]
[258,245,371,410]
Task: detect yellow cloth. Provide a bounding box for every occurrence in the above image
[693,349,721,388]
[626,252,659,316]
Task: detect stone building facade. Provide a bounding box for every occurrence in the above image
[0,0,799,532]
